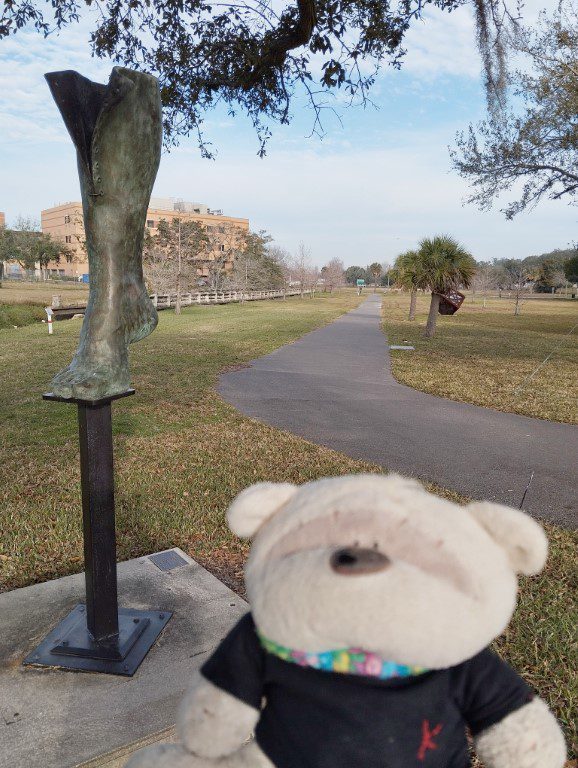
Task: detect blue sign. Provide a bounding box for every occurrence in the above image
[356,279,365,286]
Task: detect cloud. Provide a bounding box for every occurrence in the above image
[154,136,577,266]
[0,15,114,147]
[399,6,480,80]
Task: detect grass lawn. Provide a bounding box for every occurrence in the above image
[0,291,576,757]
[383,292,578,424]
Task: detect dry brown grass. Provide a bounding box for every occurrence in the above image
[0,280,89,305]
[383,293,578,424]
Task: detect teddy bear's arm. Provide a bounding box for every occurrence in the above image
[474,697,567,768]
[177,670,261,759]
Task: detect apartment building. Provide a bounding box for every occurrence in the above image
[41,202,86,277]
[146,198,249,278]
[0,212,5,228]
[41,198,250,279]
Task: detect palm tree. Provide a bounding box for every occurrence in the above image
[417,235,476,338]
[368,262,382,293]
[392,250,423,320]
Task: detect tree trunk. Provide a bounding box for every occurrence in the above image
[424,292,440,338]
[175,269,182,314]
[408,289,417,321]
[175,221,182,315]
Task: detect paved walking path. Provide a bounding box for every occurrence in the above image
[219,295,577,527]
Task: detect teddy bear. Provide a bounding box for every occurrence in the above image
[127,473,567,768]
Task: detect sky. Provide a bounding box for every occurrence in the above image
[0,0,575,268]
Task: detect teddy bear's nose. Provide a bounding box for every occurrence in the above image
[330,547,391,575]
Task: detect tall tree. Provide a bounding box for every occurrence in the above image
[368,262,382,293]
[143,217,208,311]
[0,216,73,276]
[2,0,517,153]
[392,249,423,320]
[417,235,476,338]
[380,261,393,287]
[287,243,315,298]
[500,258,531,315]
[533,259,564,294]
[452,1,578,219]
[226,231,285,291]
[320,257,345,292]
[564,254,578,284]
[204,221,246,291]
[266,245,294,297]
[344,266,366,285]
[471,261,496,307]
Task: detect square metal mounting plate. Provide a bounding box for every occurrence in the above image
[23,605,172,676]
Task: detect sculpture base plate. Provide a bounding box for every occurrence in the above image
[23,604,172,676]
[43,389,135,407]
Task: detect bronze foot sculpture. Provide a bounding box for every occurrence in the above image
[45,67,161,400]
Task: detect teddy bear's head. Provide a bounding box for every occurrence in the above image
[227,474,547,669]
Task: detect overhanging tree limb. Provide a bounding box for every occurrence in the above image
[2,0,519,152]
[451,0,578,218]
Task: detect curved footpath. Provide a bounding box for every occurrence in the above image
[219,295,577,527]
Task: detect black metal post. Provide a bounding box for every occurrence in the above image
[23,390,171,676]
[78,401,119,643]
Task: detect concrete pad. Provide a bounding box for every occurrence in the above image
[0,548,247,768]
[77,726,177,767]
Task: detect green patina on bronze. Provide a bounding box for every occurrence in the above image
[45,67,162,400]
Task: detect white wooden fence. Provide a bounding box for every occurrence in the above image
[150,288,312,309]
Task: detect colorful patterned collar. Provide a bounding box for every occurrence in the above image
[258,633,428,680]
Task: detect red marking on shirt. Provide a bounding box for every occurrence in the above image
[417,719,443,761]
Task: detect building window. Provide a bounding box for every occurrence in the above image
[64,215,71,223]
[65,235,72,243]
[146,220,155,228]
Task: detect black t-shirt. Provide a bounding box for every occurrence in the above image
[201,613,533,768]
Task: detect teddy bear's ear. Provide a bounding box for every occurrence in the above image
[227,482,298,538]
[467,501,548,575]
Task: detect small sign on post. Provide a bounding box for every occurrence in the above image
[45,307,54,334]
